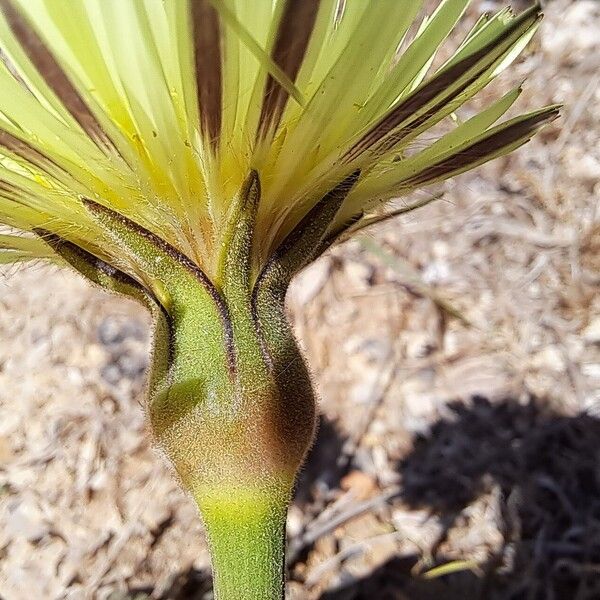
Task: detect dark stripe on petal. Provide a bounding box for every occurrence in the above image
[0,128,67,175]
[373,74,481,157]
[0,0,118,153]
[190,0,222,150]
[402,107,559,188]
[344,5,541,163]
[0,178,18,195]
[256,0,320,141]
[345,55,496,162]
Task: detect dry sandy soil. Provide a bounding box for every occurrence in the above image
[1,1,599,599]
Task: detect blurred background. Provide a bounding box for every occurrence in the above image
[1,0,599,598]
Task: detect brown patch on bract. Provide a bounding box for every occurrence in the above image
[277,170,361,258]
[238,168,261,213]
[256,0,320,141]
[404,107,560,187]
[191,0,222,150]
[0,0,121,154]
[344,5,542,163]
[36,229,142,290]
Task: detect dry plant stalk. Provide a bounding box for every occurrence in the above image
[0,1,558,598]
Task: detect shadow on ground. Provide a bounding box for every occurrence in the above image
[295,414,350,506]
[124,397,600,599]
[323,396,600,600]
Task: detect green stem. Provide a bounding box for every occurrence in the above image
[198,484,289,600]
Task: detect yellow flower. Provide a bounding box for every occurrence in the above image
[0,2,560,598]
[0,0,557,286]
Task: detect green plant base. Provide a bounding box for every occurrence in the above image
[197,483,291,600]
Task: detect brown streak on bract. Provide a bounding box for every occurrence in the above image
[37,229,137,286]
[0,0,118,154]
[35,228,176,365]
[238,169,261,213]
[255,169,360,299]
[191,0,222,150]
[256,0,320,141]
[275,169,360,261]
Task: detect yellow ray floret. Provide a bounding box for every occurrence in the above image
[0,0,558,283]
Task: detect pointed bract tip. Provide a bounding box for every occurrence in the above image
[239,169,261,210]
[81,196,102,214]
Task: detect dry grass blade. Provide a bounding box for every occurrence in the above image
[359,236,471,326]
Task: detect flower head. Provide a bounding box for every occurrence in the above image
[0,0,557,288]
[0,4,561,596]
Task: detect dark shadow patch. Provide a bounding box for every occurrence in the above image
[119,397,600,599]
[294,414,349,506]
[157,566,213,600]
[320,396,600,599]
[320,554,483,600]
[122,566,213,600]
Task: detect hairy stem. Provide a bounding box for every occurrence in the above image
[198,484,290,600]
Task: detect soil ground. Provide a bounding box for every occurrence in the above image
[1,1,599,598]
